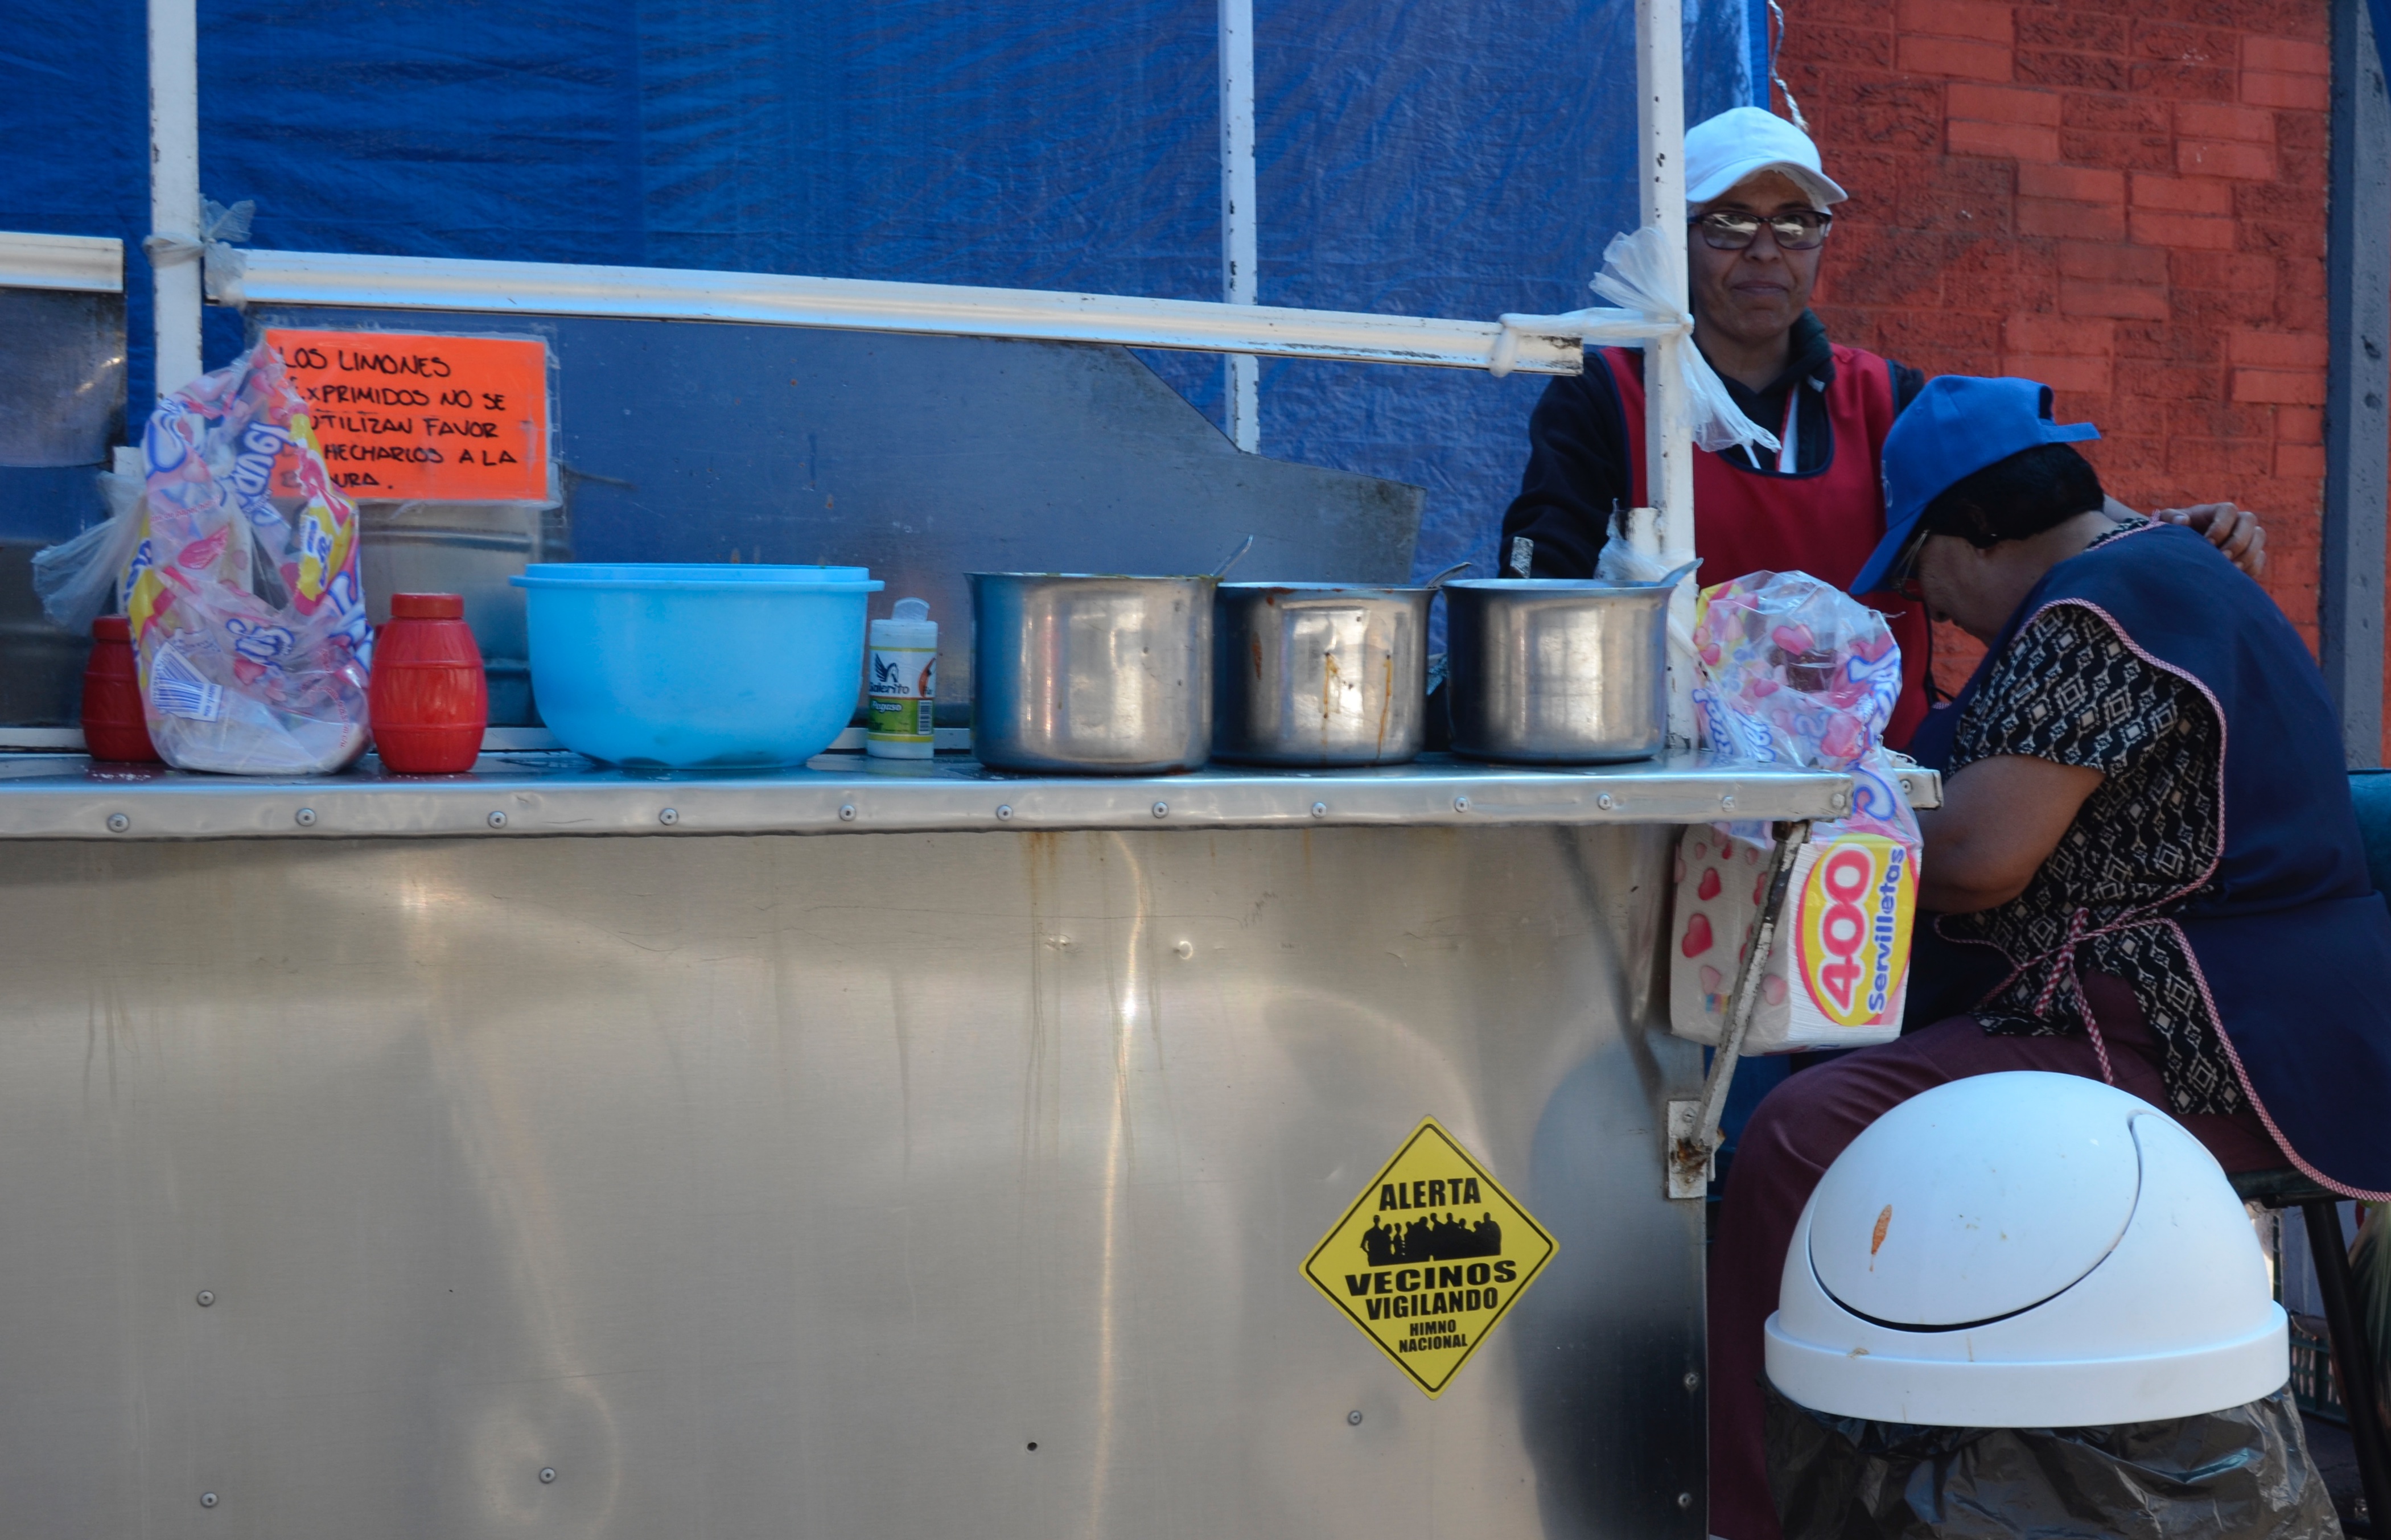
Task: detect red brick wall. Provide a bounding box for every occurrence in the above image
[1775,0,2338,710]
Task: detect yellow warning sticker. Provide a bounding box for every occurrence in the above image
[1301,1117,1557,1398]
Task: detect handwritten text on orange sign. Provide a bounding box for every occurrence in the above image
[265,330,549,501]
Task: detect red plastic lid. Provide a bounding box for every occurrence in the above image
[92,616,131,642]
[390,592,466,620]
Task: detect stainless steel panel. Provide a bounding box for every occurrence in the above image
[1447,580,1672,765]
[1214,583,1433,767]
[358,500,573,727]
[968,573,1215,773]
[0,749,1854,840]
[0,823,1706,1538]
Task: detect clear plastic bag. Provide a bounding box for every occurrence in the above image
[127,341,373,775]
[31,465,145,637]
[1589,225,1782,460]
[1690,570,1906,788]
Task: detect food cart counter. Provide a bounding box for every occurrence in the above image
[0,750,1850,1538]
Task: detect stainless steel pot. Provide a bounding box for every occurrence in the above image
[968,573,1214,773]
[1445,578,1672,764]
[1212,583,1437,766]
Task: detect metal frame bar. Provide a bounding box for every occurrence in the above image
[1219,0,1261,447]
[207,246,1676,375]
[1667,819,1809,1199]
[2326,0,2390,769]
[0,754,1851,842]
[0,232,125,293]
[147,0,202,394]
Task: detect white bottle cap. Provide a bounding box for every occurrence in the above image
[869,598,939,650]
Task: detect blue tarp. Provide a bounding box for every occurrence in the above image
[0,0,1759,573]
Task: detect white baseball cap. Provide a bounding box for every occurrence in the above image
[1685,106,1848,212]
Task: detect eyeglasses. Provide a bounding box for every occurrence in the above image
[1690,209,1834,251]
[1886,525,1932,599]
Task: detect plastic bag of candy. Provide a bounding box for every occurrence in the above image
[126,342,373,774]
[1670,571,1920,1051]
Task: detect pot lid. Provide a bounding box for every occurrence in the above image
[1806,1072,2143,1329]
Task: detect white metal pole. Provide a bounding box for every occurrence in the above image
[148,0,203,400]
[1220,0,1260,452]
[1635,0,1697,747]
[218,248,1633,370]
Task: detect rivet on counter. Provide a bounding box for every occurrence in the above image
[1683,1370,1700,1390]
[1311,801,1328,818]
[839,804,858,822]
[1719,794,1735,812]
[658,808,679,826]
[1151,801,1169,819]
[1452,795,1470,813]
[1829,789,1849,811]
[1596,793,1616,810]
[1174,940,1194,959]
[1677,1492,1694,1509]
[294,807,316,827]
[1347,1409,1364,1426]
[200,1493,217,1508]
[996,805,1014,821]
[196,1290,215,1307]
[487,810,509,829]
[540,1467,557,1484]
[106,812,130,833]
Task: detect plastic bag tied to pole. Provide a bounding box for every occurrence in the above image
[31,465,147,637]
[126,341,373,775]
[1669,571,1920,1051]
[1595,508,1701,723]
[1588,225,1781,461]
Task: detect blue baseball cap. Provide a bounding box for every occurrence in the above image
[1850,376,2101,596]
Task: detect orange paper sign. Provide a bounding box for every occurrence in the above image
[264,330,550,501]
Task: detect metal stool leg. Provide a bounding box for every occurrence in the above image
[2303,1197,2391,1534]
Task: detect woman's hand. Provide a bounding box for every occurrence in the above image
[2101,495,2266,578]
[2157,502,2267,579]
[1917,755,2106,913]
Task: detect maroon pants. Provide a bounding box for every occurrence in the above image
[1705,974,2282,1540]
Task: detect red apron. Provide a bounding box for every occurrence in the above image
[1604,345,1929,748]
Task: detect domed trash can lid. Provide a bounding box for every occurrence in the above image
[1765,1071,2286,1427]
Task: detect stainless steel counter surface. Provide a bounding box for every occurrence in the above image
[0,748,1854,840]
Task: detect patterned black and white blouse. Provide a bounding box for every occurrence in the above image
[1939,518,2245,1116]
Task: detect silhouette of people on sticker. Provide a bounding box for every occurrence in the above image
[1363,1207,1503,1264]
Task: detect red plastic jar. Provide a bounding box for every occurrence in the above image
[369,593,488,774]
[81,616,161,763]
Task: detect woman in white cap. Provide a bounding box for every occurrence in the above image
[1497,106,2262,748]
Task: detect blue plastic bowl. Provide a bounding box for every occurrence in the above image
[512,564,884,769]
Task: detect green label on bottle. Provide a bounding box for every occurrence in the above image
[868,695,932,740]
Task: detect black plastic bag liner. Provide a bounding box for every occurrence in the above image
[1765,1383,2341,1540]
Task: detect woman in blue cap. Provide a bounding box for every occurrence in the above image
[1704,374,2391,1540]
